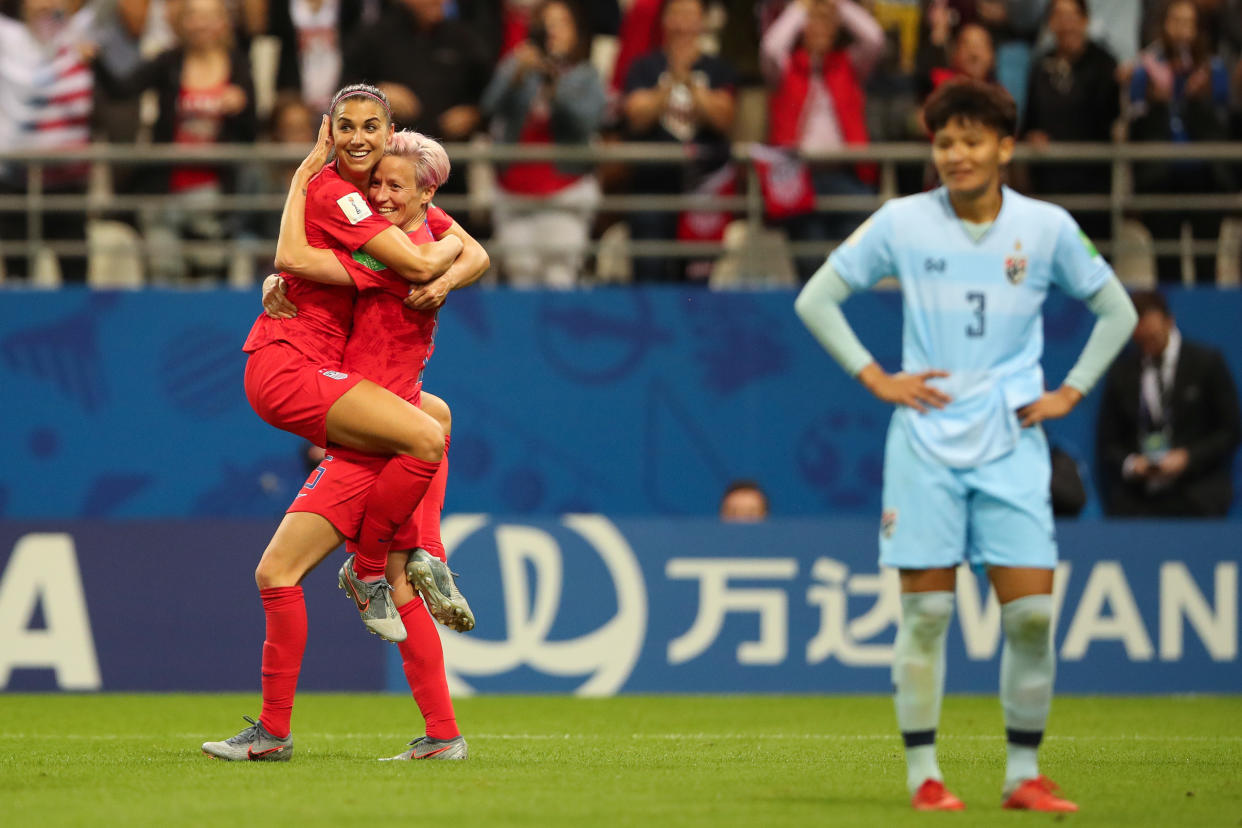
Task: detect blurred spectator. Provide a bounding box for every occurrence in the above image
[481,0,605,287]
[341,0,490,142]
[266,0,368,113]
[128,0,258,57]
[760,0,884,279]
[622,0,736,282]
[96,0,258,282]
[970,0,1047,115]
[720,479,769,522]
[0,0,99,282]
[1141,0,1242,63]
[1023,0,1118,241]
[456,0,618,63]
[1128,0,1232,284]
[917,18,996,100]
[1096,290,1241,517]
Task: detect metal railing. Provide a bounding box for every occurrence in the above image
[1,141,1240,285]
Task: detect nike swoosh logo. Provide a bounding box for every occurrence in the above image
[417,745,452,759]
[344,577,370,612]
[248,746,284,758]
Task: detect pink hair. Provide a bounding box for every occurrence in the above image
[384,131,451,190]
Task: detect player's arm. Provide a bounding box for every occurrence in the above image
[272,117,354,285]
[795,257,950,414]
[359,225,463,285]
[434,220,489,289]
[404,220,490,311]
[1019,216,1139,426]
[1018,276,1138,426]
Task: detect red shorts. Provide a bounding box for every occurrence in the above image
[286,449,423,548]
[244,341,365,446]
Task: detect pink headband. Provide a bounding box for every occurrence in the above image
[330,89,391,120]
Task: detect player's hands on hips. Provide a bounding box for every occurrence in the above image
[263,274,297,318]
[405,277,451,311]
[1017,385,1083,427]
[859,364,952,413]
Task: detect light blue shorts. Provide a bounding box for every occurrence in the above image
[878,418,1056,571]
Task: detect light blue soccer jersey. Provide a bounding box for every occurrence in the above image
[828,186,1113,468]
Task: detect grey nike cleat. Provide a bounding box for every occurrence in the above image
[338,554,407,642]
[406,548,475,632]
[201,716,293,761]
[379,735,469,761]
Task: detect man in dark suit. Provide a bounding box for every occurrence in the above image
[1097,291,1241,516]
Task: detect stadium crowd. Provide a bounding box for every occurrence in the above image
[2,0,1242,287]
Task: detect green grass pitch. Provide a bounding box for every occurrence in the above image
[1,694,1239,827]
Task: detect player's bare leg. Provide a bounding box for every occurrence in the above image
[254,511,344,589]
[418,391,452,441]
[896,567,965,811]
[325,379,444,460]
[326,379,444,637]
[988,566,1077,812]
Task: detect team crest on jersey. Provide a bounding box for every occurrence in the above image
[1005,240,1027,285]
[880,508,898,539]
[319,369,349,380]
[336,192,372,225]
[1005,255,1027,285]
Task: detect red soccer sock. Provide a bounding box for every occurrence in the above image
[258,586,307,739]
[396,597,459,740]
[353,454,440,579]
[411,435,450,562]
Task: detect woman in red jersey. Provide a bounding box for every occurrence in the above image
[274,126,481,636]
[203,121,485,762]
[202,89,479,762]
[270,130,481,760]
[242,86,463,641]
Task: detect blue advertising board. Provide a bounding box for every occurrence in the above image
[1,518,1236,694]
[3,288,1241,520]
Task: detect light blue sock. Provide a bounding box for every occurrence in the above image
[1000,593,1054,794]
[893,591,955,794]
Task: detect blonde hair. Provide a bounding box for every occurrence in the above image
[384,131,451,191]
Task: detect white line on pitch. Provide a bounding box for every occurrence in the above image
[1,733,1239,743]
